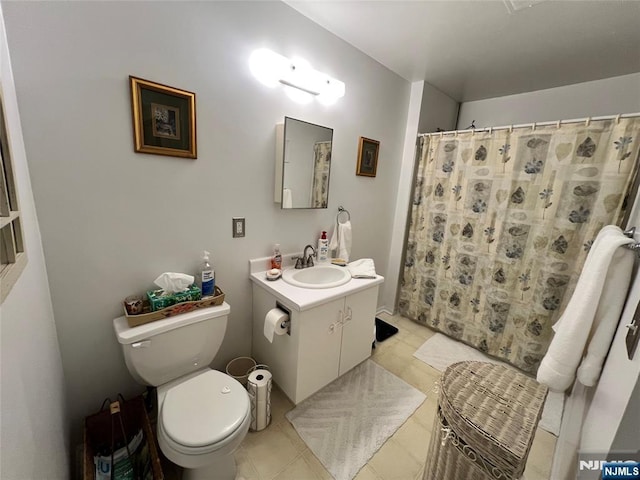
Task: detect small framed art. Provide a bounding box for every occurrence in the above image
[129,76,197,159]
[356,136,379,177]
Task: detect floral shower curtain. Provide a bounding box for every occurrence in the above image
[399,118,640,373]
[311,141,331,208]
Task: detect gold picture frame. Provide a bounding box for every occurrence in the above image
[129,76,197,159]
[356,137,379,177]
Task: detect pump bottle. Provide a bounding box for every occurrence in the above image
[271,244,282,270]
[199,250,215,297]
[318,231,329,264]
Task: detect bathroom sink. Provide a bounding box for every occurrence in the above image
[282,265,351,289]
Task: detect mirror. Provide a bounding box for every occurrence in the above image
[275,117,333,209]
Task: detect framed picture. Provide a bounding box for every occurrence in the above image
[356,137,380,177]
[129,76,197,158]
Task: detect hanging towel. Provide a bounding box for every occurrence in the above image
[536,226,634,392]
[282,188,293,208]
[329,220,352,262]
[347,258,376,278]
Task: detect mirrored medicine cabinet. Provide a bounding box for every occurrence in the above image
[275,117,333,209]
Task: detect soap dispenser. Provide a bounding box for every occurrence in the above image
[318,231,329,264]
[199,250,215,297]
[271,244,282,270]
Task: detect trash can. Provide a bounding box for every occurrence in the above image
[247,365,272,432]
[225,356,256,386]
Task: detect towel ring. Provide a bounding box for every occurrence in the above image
[337,206,351,225]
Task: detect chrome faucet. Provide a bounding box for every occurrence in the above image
[302,245,316,268]
[294,245,317,269]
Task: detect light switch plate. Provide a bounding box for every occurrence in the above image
[232,217,245,238]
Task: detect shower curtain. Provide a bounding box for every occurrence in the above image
[311,141,331,208]
[399,118,640,373]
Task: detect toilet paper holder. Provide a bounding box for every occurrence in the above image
[276,302,291,336]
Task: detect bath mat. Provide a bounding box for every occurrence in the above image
[285,360,425,480]
[375,317,398,342]
[413,333,565,436]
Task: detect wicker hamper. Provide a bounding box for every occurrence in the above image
[423,361,548,480]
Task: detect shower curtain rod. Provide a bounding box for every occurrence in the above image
[419,112,640,137]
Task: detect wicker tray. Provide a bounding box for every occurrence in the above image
[123,285,225,327]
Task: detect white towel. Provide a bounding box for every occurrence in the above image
[329,221,352,262]
[347,258,376,278]
[282,188,293,208]
[537,226,634,392]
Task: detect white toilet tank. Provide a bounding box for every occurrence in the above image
[113,302,230,386]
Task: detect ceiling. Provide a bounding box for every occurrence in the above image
[285,0,640,103]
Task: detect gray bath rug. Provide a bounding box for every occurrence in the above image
[413,333,564,436]
[285,360,425,480]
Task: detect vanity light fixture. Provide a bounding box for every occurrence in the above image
[249,48,345,105]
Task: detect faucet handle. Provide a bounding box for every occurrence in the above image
[293,256,304,269]
[306,255,314,268]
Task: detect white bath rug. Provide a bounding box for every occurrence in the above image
[285,360,425,480]
[413,333,564,436]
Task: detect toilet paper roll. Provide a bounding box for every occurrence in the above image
[263,308,289,343]
[248,369,272,432]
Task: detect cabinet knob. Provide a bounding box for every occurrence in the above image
[329,323,335,334]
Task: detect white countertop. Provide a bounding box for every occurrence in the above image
[249,255,384,312]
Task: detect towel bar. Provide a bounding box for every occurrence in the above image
[623,227,640,255]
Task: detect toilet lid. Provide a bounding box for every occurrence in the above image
[161,370,249,448]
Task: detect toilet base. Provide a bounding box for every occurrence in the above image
[182,454,236,480]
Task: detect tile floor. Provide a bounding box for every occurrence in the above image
[163,312,557,480]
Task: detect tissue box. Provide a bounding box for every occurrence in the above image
[146,284,202,312]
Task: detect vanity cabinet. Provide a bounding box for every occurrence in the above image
[297,287,378,401]
[251,282,380,404]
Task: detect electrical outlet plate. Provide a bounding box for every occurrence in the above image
[232,217,245,238]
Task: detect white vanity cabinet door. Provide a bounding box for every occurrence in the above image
[296,296,344,402]
[338,286,379,376]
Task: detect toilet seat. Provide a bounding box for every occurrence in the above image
[160,370,250,454]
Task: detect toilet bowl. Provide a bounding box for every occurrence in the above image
[113,302,249,480]
[157,369,250,479]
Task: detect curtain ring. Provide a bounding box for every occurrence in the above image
[615,114,622,124]
[439,131,444,138]
[488,127,493,134]
[556,120,561,129]
[585,117,591,127]
[471,129,475,136]
[509,125,513,133]
[532,122,537,131]
[454,131,458,137]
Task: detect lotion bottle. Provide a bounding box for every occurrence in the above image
[200,250,215,297]
[318,231,329,264]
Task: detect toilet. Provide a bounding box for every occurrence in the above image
[113,302,250,480]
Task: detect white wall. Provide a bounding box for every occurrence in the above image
[2,0,410,443]
[457,73,640,129]
[383,81,459,313]
[418,82,459,133]
[0,5,69,479]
